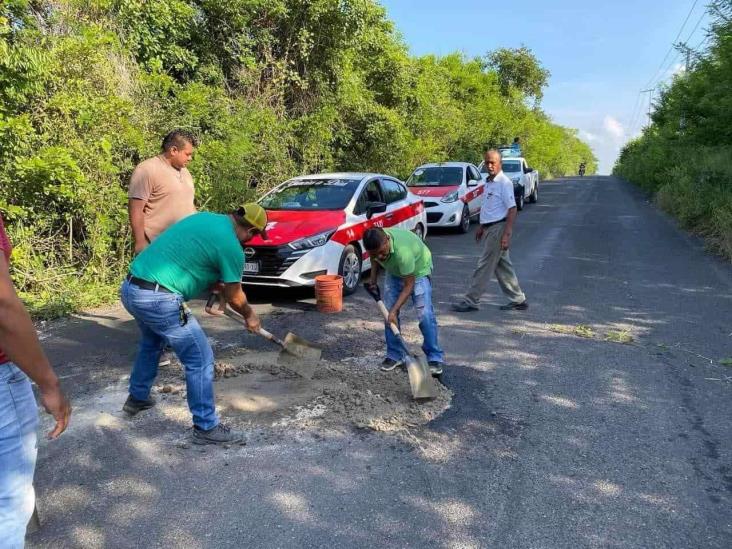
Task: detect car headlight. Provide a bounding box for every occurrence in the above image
[511,177,521,185]
[441,190,459,203]
[288,229,335,251]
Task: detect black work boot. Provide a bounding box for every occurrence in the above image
[452,301,479,312]
[192,423,245,445]
[428,361,444,376]
[123,395,156,416]
[380,357,403,372]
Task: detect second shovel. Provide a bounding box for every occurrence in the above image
[363,284,437,400]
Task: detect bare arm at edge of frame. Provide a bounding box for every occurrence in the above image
[0,254,71,438]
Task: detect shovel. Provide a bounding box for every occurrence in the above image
[364,284,436,401]
[205,294,322,379]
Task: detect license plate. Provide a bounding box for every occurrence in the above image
[244,261,260,274]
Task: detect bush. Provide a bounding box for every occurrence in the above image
[1,0,597,317]
[614,2,732,260]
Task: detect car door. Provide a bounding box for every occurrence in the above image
[520,160,532,197]
[380,178,415,230]
[465,164,484,215]
[353,178,387,226]
[524,161,536,194]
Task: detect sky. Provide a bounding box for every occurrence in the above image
[379,0,712,174]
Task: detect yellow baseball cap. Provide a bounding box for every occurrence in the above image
[237,203,268,238]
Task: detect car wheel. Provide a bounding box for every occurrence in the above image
[412,223,426,241]
[516,188,525,211]
[529,183,538,203]
[458,204,470,233]
[338,244,362,296]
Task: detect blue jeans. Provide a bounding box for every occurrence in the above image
[383,274,444,363]
[120,280,218,430]
[0,362,38,549]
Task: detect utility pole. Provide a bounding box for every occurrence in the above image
[675,42,693,131]
[676,42,693,72]
[641,88,655,128]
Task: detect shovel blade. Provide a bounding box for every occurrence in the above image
[405,354,436,400]
[277,332,322,379]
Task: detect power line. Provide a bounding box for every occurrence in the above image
[643,0,701,89]
[693,34,711,52]
[628,1,706,139]
[657,49,684,84]
[627,92,644,137]
[682,9,707,43]
[640,88,655,129]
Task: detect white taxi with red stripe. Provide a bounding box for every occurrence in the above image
[242,173,427,295]
[406,162,485,233]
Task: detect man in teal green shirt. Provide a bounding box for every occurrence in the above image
[120,204,268,445]
[364,227,445,375]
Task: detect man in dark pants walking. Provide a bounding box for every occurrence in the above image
[453,149,528,312]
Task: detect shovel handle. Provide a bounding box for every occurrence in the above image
[208,296,285,348]
[364,282,381,302]
[205,292,226,316]
[376,300,400,336]
[257,327,285,348]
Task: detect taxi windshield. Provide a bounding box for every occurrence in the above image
[260,179,361,210]
[407,167,462,187]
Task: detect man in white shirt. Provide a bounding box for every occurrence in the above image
[453,149,527,312]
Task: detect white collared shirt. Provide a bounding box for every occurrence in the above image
[479,170,516,224]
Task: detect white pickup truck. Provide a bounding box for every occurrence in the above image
[478,156,539,210]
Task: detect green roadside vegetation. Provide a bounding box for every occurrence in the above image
[1,0,596,318]
[614,1,732,261]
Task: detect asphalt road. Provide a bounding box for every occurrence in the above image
[27,176,732,548]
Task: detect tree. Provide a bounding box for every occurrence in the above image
[485,46,550,105]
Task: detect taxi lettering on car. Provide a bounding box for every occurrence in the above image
[242,173,428,295]
[406,162,485,233]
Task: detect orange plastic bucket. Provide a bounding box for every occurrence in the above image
[315,274,343,313]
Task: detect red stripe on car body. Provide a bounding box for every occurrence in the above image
[331,201,423,246]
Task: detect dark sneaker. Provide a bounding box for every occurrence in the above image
[123,395,156,416]
[452,301,479,312]
[192,423,244,445]
[428,361,444,376]
[380,358,403,372]
[499,301,528,311]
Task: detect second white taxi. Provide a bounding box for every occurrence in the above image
[406,162,485,233]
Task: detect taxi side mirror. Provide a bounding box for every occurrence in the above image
[467,179,480,187]
[366,202,387,219]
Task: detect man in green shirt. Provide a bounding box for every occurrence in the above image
[120,204,268,445]
[364,227,445,375]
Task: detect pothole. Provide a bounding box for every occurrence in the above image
[155,351,453,432]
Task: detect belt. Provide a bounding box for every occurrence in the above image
[481,217,507,228]
[126,274,173,293]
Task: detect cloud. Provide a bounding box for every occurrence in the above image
[544,110,636,174]
[602,115,625,142]
[663,62,685,80]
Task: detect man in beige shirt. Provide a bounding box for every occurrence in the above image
[128,129,199,254]
[128,129,199,366]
